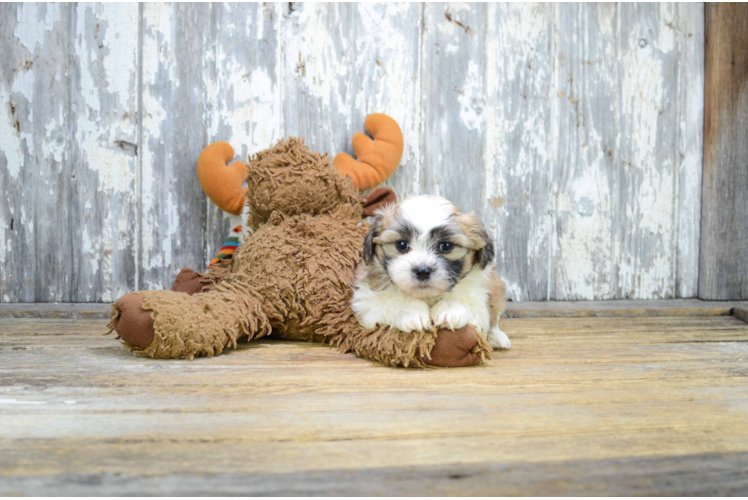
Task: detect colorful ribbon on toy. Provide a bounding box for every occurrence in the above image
[209,225,243,266]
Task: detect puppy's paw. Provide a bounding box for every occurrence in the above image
[488,327,511,350]
[392,303,432,332]
[430,300,472,330]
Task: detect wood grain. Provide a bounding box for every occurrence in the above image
[734,307,748,324]
[699,3,748,300]
[2,453,748,496]
[3,299,748,320]
[552,2,620,300]
[203,3,283,262]
[282,3,423,199]
[139,3,212,291]
[420,2,487,215]
[1,4,73,302]
[552,3,704,300]
[675,3,705,298]
[484,3,553,301]
[1,314,748,495]
[69,3,140,302]
[1,3,709,302]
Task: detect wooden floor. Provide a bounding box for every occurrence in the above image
[2,302,748,496]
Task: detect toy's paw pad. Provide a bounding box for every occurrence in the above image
[424,326,482,367]
[430,300,471,330]
[393,304,432,332]
[488,327,511,350]
[112,294,155,349]
[171,268,205,295]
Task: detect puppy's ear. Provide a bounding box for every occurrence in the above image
[475,231,495,269]
[456,212,495,269]
[363,216,381,263]
[363,203,397,263]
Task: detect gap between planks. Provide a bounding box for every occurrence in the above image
[1,299,748,321]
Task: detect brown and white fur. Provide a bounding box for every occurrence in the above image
[352,195,511,350]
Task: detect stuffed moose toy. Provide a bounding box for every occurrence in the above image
[108,114,495,367]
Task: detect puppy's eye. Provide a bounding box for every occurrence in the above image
[438,241,454,253]
[396,240,410,253]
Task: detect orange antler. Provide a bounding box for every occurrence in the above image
[333,113,403,191]
[197,142,247,216]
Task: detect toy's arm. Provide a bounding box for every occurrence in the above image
[333,113,404,191]
[325,316,492,368]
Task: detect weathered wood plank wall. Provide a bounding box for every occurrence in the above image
[700,3,748,300]
[0,3,705,303]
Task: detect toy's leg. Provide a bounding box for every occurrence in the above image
[425,327,493,367]
[170,269,206,295]
[324,313,492,368]
[109,277,275,359]
[170,254,234,295]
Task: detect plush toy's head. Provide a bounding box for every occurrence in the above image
[197,113,404,222]
[243,138,361,228]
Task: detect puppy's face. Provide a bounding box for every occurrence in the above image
[363,195,495,299]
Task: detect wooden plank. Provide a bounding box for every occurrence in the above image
[2,451,748,496]
[699,3,748,300]
[282,3,422,198]
[0,303,109,319]
[68,3,140,302]
[0,4,73,302]
[5,300,748,320]
[552,3,620,300]
[483,3,553,301]
[552,4,704,300]
[616,3,683,300]
[202,3,283,262]
[1,4,709,304]
[139,3,213,290]
[420,3,486,211]
[734,307,748,324]
[505,298,748,318]
[0,3,27,303]
[675,3,704,298]
[1,315,748,495]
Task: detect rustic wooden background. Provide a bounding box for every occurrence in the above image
[1,3,706,303]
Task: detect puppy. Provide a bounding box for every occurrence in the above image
[352,194,511,350]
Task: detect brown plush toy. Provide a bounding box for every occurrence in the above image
[108,114,493,367]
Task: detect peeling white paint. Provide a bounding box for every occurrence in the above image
[0,3,706,303]
[155,190,180,269]
[14,3,59,52]
[555,169,616,299]
[483,3,554,300]
[42,118,64,163]
[657,3,678,54]
[66,3,140,301]
[0,398,47,405]
[674,3,704,298]
[140,3,174,278]
[457,60,483,131]
[0,87,24,179]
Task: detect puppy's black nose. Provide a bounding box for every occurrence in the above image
[414,266,433,281]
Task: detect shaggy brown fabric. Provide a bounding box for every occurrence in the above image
[243,138,361,230]
[196,255,233,292]
[108,137,490,367]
